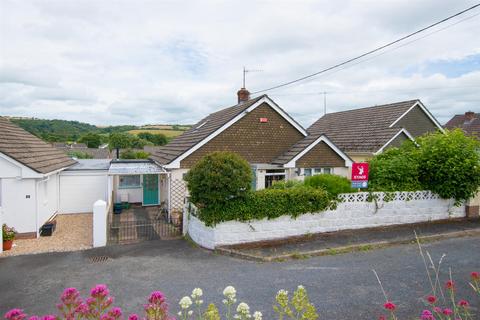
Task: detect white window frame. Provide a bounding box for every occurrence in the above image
[119,175,141,189]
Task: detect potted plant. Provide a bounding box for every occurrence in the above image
[2,224,16,251]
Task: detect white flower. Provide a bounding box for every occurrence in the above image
[236,302,250,315]
[191,288,203,299]
[223,286,236,298]
[277,289,288,295]
[297,285,305,290]
[179,296,192,309]
[253,311,262,320]
[188,310,193,316]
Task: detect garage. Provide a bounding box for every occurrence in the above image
[59,160,111,214]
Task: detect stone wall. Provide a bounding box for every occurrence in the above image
[184,191,465,250]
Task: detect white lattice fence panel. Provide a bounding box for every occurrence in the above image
[171,179,187,213]
[338,191,439,203]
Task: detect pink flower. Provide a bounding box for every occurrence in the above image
[383,301,396,311]
[432,307,442,313]
[86,298,96,306]
[5,309,26,320]
[471,272,479,280]
[458,300,469,308]
[426,295,437,304]
[90,284,110,298]
[128,314,139,320]
[445,280,455,290]
[378,316,386,320]
[442,308,453,316]
[28,317,39,320]
[108,307,122,319]
[75,304,89,315]
[420,310,435,320]
[102,297,114,309]
[41,315,56,320]
[61,288,80,304]
[149,291,166,304]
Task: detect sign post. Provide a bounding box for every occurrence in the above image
[351,163,369,189]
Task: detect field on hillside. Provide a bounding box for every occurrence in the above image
[128,129,185,137]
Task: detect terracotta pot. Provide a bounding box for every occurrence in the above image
[3,240,13,251]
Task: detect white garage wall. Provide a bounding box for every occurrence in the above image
[1,178,37,233]
[37,173,59,228]
[59,172,108,214]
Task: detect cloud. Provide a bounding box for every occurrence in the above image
[0,0,479,126]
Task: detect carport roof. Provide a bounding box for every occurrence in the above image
[65,159,111,171]
[108,160,166,175]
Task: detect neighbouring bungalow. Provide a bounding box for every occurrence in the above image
[444,111,479,139]
[0,117,77,237]
[307,99,445,162]
[149,88,353,195]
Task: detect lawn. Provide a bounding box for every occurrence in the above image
[128,129,185,137]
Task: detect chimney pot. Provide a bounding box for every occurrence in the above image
[465,111,475,122]
[237,88,250,103]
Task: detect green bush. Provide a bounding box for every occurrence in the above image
[120,149,150,159]
[197,187,331,226]
[270,179,305,189]
[368,144,422,191]
[68,151,93,159]
[368,129,480,202]
[185,152,253,208]
[304,174,356,197]
[416,129,480,202]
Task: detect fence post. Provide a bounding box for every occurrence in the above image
[93,200,107,247]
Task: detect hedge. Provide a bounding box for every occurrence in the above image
[196,187,331,226]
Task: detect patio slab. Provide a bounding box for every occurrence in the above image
[1,213,93,257]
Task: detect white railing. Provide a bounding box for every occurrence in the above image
[337,190,439,203]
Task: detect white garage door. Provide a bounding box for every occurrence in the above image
[59,174,107,213]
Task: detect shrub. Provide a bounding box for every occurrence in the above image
[67,151,93,159]
[197,187,331,226]
[270,179,304,189]
[185,152,253,209]
[2,224,16,241]
[120,149,150,159]
[416,129,480,202]
[304,174,356,197]
[368,144,422,191]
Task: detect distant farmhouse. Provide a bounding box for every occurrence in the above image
[444,111,479,139]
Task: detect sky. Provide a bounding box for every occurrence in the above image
[0,0,479,128]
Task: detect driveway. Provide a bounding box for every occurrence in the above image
[1,213,92,257]
[1,236,479,319]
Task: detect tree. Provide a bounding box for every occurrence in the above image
[416,129,480,202]
[185,151,253,208]
[130,136,152,149]
[137,132,168,146]
[109,132,132,150]
[78,133,102,148]
[120,149,150,159]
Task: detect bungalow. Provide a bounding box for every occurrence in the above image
[307,99,444,162]
[0,117,77,237]
[444,111,479,139]
[149,89,352,206]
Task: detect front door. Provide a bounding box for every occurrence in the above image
[143,174,159,206]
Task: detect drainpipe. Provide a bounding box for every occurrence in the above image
[167,172,171,222]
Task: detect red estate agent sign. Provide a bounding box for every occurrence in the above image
[351,162,369,188]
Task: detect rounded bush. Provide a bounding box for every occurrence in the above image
[185,151,253,208]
